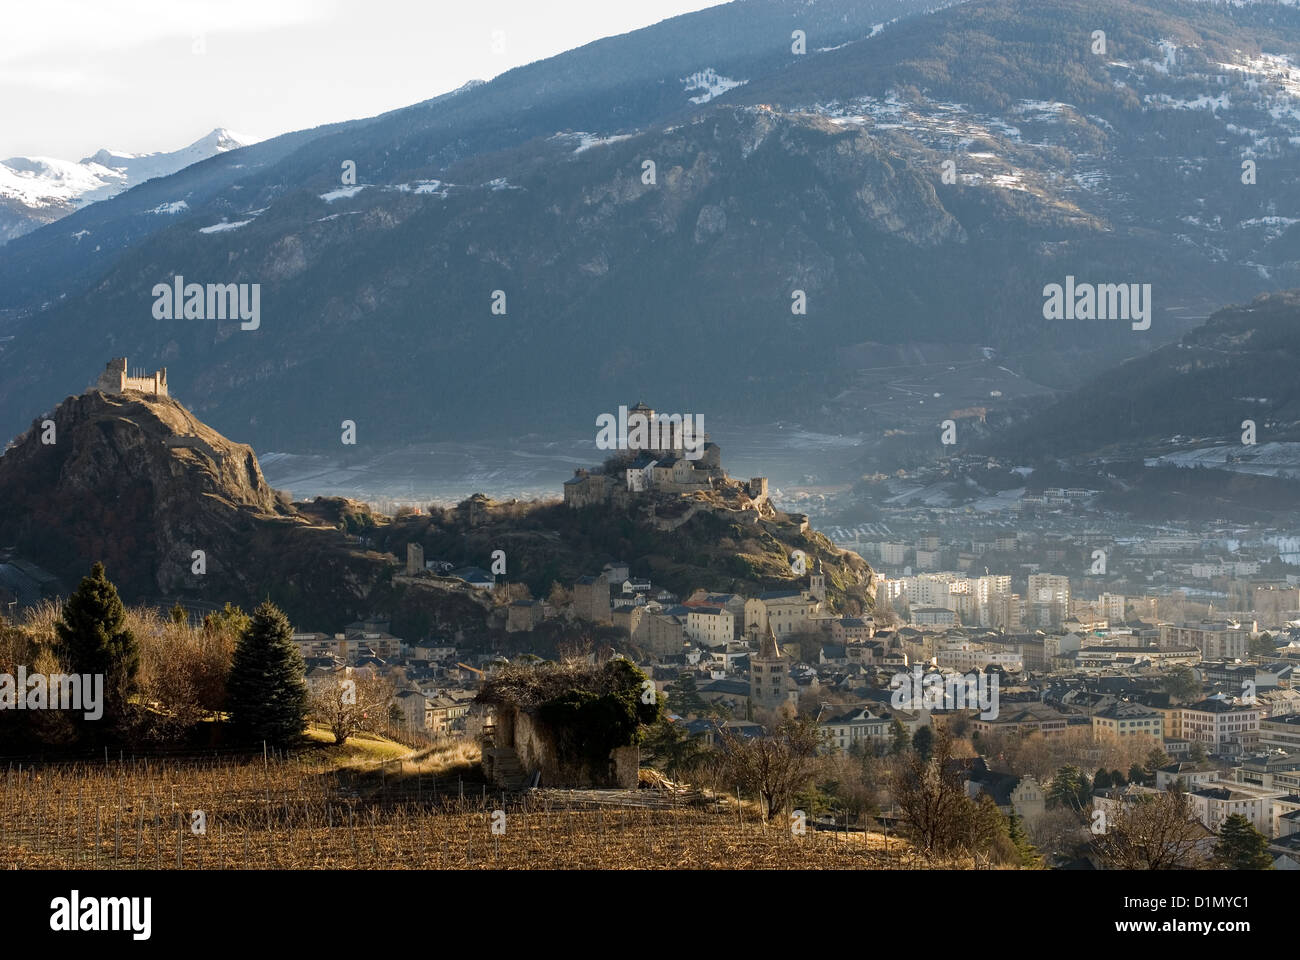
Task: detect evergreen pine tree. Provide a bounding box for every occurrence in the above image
[1007,811,1044,868]
[1047,766,1089,811]
[1144,747,1170,778]
[890,718,911,755]
[967,793,1019,865]
[912,724,934,762]
[225,601,308,747]
[54,562,139,734]
[1214,813,1273,870]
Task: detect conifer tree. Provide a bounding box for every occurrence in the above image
[1144,746,1170,778]
[1214,814,1273,870]
[1047,766,1090,811]
[890,718,911,755]
[912,724,934,761]
[54,562,139,732]
[1007,811,1044,868]
[225,601,308,747]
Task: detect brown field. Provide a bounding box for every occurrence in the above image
[0,743,961,870]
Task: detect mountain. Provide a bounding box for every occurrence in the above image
[0,0,939,318]
[987,288,1300,461]
[6,0,1300,453]
[0,128,257,244]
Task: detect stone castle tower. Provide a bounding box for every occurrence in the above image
[406,542,425,576]
[95,358,168,397]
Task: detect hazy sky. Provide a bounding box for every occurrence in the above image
[0,0,730,159]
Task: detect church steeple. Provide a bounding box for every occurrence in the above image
[750,619,788,709]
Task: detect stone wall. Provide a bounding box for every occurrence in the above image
[495,705,638,789]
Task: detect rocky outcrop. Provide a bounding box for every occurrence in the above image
[0,389,291,598]
[0,389,461,631]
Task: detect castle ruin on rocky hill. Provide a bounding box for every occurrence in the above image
[94,357,168,398]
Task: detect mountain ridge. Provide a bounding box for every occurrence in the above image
[6,0,1300,451]
[986,287,1300,461]
[0,128,258,244]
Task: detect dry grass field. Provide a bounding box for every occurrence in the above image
[0,737,962,870]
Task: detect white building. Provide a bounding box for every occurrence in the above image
[879,543,909,565]
[936,642,1022,673]
[818,706,892,753]
[1188,784,1284,837]
[913,606,957,628]
[1172,696,1261,754]
[685,607,735,648]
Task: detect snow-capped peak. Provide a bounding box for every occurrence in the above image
[80,127,258,171]
[0,128,261,245]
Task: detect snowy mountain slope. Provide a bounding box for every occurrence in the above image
[0,128,258,244]
[10,0,1300,453]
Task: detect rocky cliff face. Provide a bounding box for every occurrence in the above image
[0,389,294,599]
[0,387,516,636]
[0,106,979,451]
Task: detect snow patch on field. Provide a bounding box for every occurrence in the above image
[198,219,251,233]
[681,68,747,104]
[1013,99,1071,118]
[572,133,634,154]
[1147,442,1300,479]
[1145,92,1230,111]
[319,185,367,202]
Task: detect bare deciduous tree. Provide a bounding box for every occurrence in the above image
[1028,806,1090,862]
[721,716,823,821]
[891,728,974,855]
[310,672,394,745]
[1094,788,1210,870]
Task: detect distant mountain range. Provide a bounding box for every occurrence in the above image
[0,128,257,244]
[5,0,1300,455]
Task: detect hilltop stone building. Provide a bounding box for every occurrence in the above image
[743,560,828,639]
[94,358,168,397]
[563,400,768,509]
[506,599,544,633]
